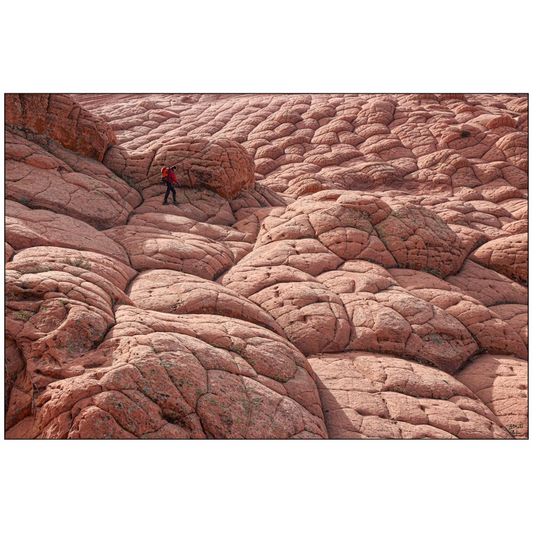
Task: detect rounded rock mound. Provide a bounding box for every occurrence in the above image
[254,190,466,278]
[105,136,256,199]
[5,94,116,161]
[12,307,328,440]
[151,137,255,199]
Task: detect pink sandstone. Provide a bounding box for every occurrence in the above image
[4,92,528,439]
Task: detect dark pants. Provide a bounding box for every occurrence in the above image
[164,182,177,203]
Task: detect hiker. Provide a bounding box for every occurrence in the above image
[161,165,181,205]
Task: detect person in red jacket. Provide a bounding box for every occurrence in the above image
[161,165,181,205]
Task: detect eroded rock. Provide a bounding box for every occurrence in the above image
[6,94,116,161]
[5,131,141,230]
[22,307,327,439]
[4,92,528,440]
[469,233,528,285]
[309,352,511,439]
[128,269,285,337]
[105,136,255,199]
[6,200,129,264]
[456,355,527,438]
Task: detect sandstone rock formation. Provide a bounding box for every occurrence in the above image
[5,94,117,161]
[309,353,511,439]
[4,93,528,439]
[105,136,255,199]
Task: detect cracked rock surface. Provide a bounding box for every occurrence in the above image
[4,93,528,439]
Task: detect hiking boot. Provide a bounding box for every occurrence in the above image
[162,201,169,205]
[172,201,179,206]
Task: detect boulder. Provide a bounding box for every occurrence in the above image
[5,93,116,161]
[309,352,510,439]
[105,136,255,199]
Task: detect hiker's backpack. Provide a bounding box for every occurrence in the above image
[161,167,170,182]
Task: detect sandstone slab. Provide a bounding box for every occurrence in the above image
[456,355,527,438]
[309,352,510,439]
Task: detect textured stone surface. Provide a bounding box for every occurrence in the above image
[469,233,528,285]
[8,307,327,439]
[6,200,130,264]
[490,304,528,346]
[128,269,286,337]
[104,136,255,199]
[318,263,478,373]
[4,92,528,439]
[253,191,465,277]
[134,188,237,226]
[445,260,527,307]
[5,242,14,263]
[103,224,235,279]
[5,94,117,161]
[309,353,511,439]
[8,246,137,292]
[456,355,528,438]
[5,131,141,230]
[389,268,528,360]
[6,252,133,390]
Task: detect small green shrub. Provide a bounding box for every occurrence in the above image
[15,310,35,321]
[63,257,92,270]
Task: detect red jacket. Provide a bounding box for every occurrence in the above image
[162,167,179,185]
